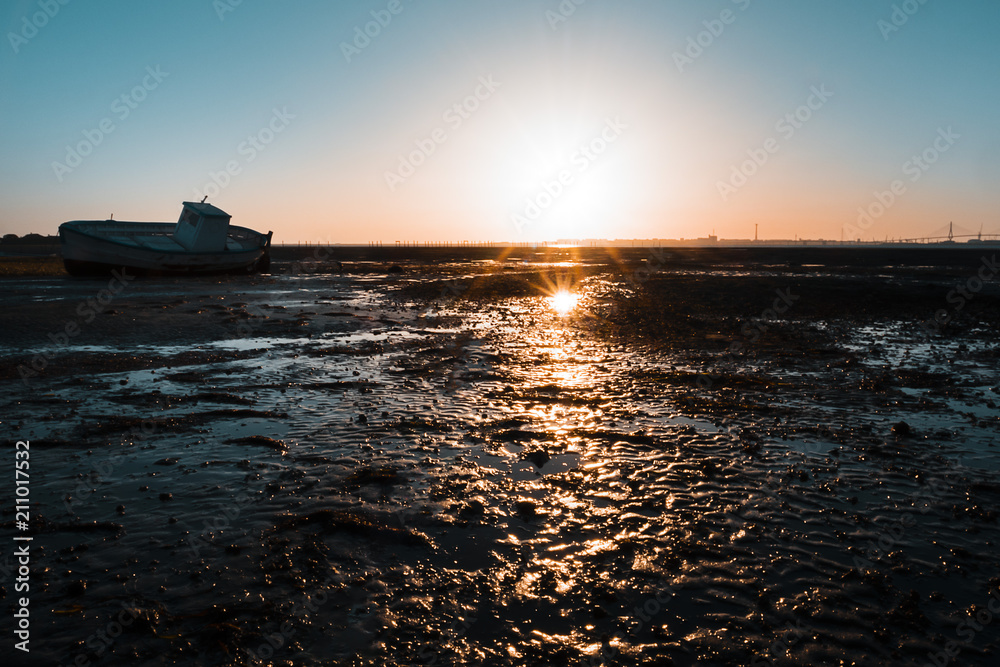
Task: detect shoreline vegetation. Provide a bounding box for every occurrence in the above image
[0,255,65,276]
[2,243,998,277]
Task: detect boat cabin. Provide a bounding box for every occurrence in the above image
[173,201,232,252]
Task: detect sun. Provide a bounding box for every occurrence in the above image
[549,290,579,316]
[472,107,643,241]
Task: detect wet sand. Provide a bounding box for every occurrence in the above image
[2,248,999,666]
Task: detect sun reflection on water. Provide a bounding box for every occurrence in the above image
[548,290,579,316]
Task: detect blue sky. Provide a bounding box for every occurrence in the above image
[2,0,999,242]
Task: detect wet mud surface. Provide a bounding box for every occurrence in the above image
[2,250,999,666]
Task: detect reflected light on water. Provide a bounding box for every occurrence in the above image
[548,290,579,316]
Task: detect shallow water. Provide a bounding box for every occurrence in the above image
[2,264,999,666]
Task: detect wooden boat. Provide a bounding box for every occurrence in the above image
[59,201,272,276]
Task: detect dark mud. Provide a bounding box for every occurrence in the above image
[1,253,999,666]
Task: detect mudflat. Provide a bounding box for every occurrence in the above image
[2,247,999,666]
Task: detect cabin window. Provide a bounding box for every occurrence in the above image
[181,209,199,227]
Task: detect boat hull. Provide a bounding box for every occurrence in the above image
[59,221,271,276]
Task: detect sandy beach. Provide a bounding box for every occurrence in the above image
[2,247,999,666]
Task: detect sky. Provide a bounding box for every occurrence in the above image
[1,0,999,243]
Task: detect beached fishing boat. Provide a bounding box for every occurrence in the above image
[59,201,272,276]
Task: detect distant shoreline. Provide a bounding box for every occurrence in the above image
[2,243,998,279]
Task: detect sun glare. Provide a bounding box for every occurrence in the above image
[549,290,579,316]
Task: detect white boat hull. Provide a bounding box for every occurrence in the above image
[59,220,272,276]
